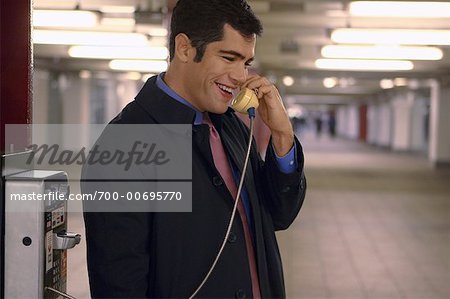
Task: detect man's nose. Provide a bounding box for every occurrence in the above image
[230,64,247,85]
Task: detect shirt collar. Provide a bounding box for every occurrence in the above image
[156,73,203,125]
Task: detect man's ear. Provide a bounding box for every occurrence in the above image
[174,33,193,63]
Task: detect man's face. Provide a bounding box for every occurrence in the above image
[183,24,256,114]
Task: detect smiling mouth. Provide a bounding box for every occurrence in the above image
[216,82,235,96]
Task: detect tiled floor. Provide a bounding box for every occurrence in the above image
[66,131,450,299]
[277,132,450,299]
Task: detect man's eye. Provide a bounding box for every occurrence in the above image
[223,56,234,62]
[245,62,253,67]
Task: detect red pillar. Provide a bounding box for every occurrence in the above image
[359,105,367,142]
[0,0,32,154]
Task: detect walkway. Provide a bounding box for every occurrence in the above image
[278,131,450,298]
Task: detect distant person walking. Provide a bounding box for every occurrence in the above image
[315,116,322,137]
[328,110,336,138]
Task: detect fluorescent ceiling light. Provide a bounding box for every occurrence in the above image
[282,76,294,86]
[33,10,99,28]
[379,77,409,89]
[331,29,450,45]
[394,77,408,86]
[69,46,168,60]
[101,17,136,27]
[380,79,394,89]
[145,27,169,37]
[100,6,136,14]
[321,45,443,60]
[315,59,414,71]
[350,1,450,18]
[79,70,92,79]
[33,30,149,46]
[109,60,168,72]
[323,77,338,88]
[122,72,143,81]
[339,77,355,88]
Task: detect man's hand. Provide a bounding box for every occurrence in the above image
[241,75,294,156]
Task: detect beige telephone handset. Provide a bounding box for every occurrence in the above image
[231,88,259,116]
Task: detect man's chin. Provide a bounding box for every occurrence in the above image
[208,103,230,115]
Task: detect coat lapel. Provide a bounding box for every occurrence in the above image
[192,124,216,171]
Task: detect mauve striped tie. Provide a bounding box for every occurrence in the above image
[203,113,261,298]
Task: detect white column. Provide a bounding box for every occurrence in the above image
[347,105,359,140]
[391,91,413,151]
[32,69,50,146]
[336,106,347,136]
[116,79,138,111]
[336,105,360,140]
[376,103,392,147]
[429,80,450,167]
[32,69,50,123]
[62,73,90,124]
[367,103,377,145]
[60,72,91,150]
[410,95,428,153]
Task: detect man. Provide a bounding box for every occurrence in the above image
[82,0,306,298]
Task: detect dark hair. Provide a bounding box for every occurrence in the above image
[169,0,263,62]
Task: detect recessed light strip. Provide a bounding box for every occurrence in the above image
[33,30,150,46]
[349,1,450,18]
[69,46,168,60]
[321,45,443,60]
[33,10,99,28]
[315,59,414,71]
[331,29,450,46]
[109,60,168,72]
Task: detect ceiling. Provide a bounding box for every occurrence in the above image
[33,0,450,105]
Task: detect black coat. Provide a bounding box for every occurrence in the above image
[82,76,306,298]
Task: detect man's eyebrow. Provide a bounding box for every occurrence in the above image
[219,50,254,63]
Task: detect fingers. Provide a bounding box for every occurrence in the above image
[241,75,292,138]
[255,85,273,101]
[241,75,278,100]
[242,75,271,92]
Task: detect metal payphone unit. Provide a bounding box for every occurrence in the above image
[4,169,80,298]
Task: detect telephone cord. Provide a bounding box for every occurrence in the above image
[188,116,255,298]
